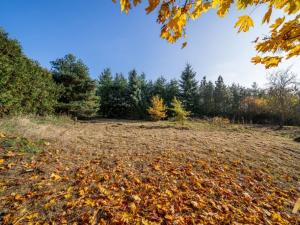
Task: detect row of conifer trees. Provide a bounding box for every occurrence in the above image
[1,28,299,125]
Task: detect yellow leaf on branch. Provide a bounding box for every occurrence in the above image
[146,0,160,14]
[234,15,254,32]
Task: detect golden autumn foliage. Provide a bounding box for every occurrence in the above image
[241,96,268,114]
[147,95,167,121]
[114,0,300,68]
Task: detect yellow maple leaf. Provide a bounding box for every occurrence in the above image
[234,15,254,32]
[145,0,160,14]
[217,0,232,17]
[0,159,4,165]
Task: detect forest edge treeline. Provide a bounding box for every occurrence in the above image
[1,28,300,126]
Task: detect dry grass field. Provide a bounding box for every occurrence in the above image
[0,116,299,224]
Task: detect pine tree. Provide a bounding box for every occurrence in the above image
[229,84,246,121]
[170,97,190,125]
[97,68,113,117]
[139,73,152,117]
[147,95,167,121]
[153,76,167,100]
[214,75,228,116]
[165,79,180,107]
[202,81,215,116]
[179,64,199,114]
[51,54,98,117]
[128,69,143,118]
[109,73,130,118]
[198,76,207,116]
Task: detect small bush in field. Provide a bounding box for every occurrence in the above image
[211,117,231,126]
[170,97,190,125]
[147,95,167,121]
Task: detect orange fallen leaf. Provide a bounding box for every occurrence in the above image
[50,173,61,181]
[129,202,137,213]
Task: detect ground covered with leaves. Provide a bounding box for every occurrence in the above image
[0,117,299,224]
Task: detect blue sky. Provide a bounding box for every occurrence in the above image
[1,0,299,87]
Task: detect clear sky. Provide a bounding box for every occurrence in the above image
[1,0,299,87]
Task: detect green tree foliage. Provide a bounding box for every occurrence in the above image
[97,68,113,117]
[165,79,180,108]
[128,69,143,118]
[51,54,98,117]
[214,76,229,116]
[170,97,190,125]
[109,73,130,118]
[153,76,167,100]
[200,80,215,116]
[0,28,59,116]
[179,64,199,114]
[2,29,299,126]
[228,84,246,122]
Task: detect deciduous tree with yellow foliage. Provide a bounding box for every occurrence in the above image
[170,97,190,125]
[113,0,299,68]
[147,95,167,121]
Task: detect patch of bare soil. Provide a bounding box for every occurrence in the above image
[0,119,299,224]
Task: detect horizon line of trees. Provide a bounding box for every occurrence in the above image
[1,28,300,126]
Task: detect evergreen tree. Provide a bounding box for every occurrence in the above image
[108,73,130,118]
[179,64,199,114]
[198,76,207,116]
[97,68,113,117]
[51,54,98,117]
[229,84,246,121]
[139,73,151,116]
[214,75,228,116]
[202,81,215,116]
[153,76,167,100]
[165,79,180,107]
[128,69,143,118]
[0,28,59,116]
